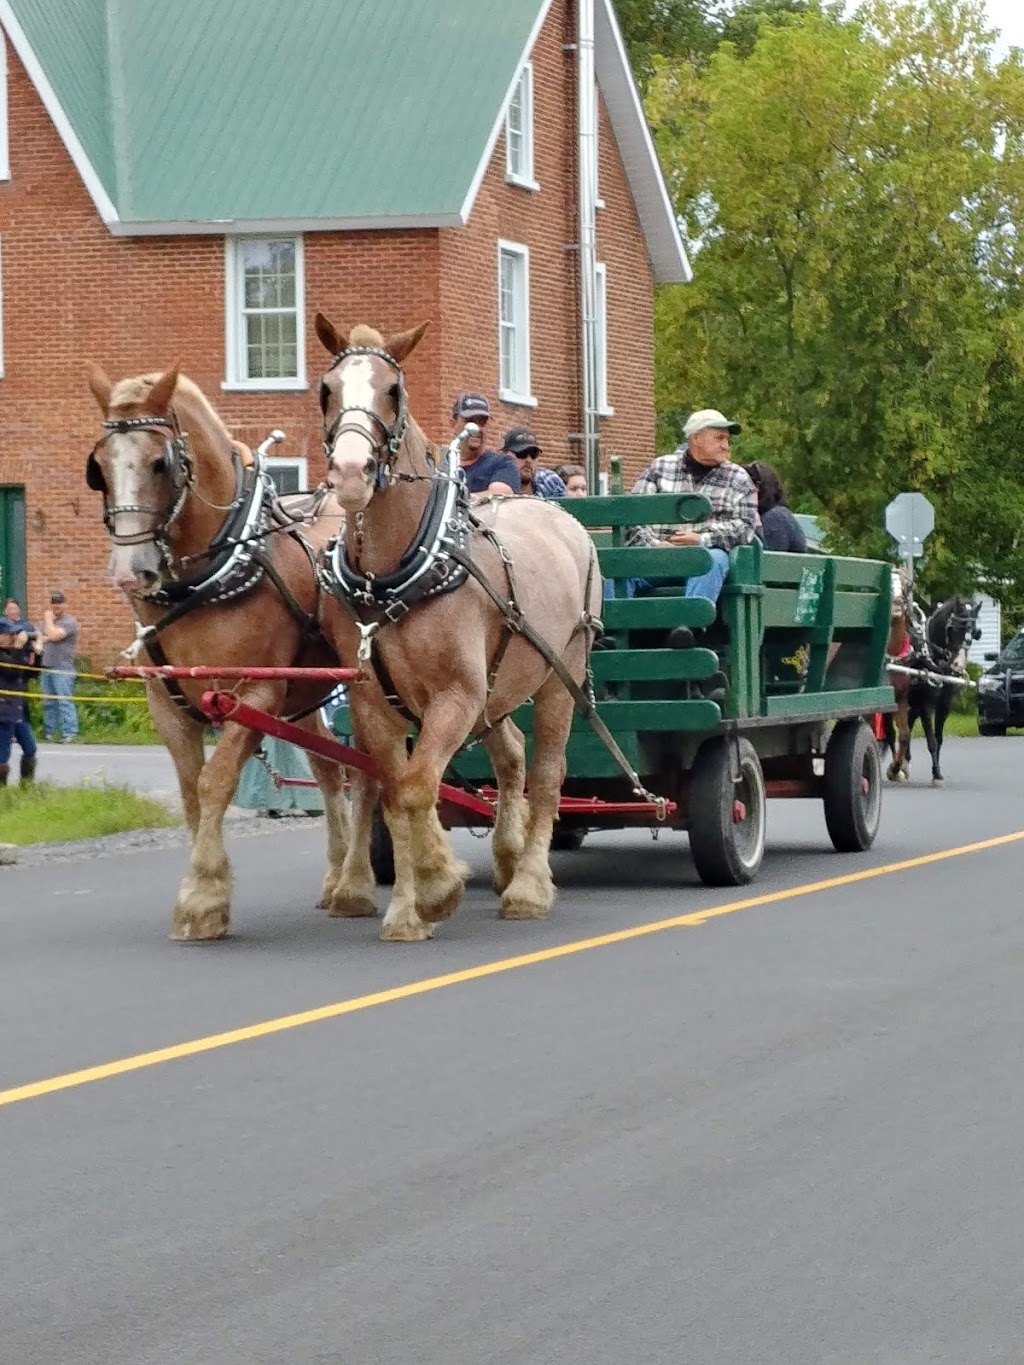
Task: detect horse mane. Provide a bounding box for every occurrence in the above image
[109,371,233,446]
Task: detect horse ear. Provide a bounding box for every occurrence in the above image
[88,363,112,415]
[147,366,179,414]
[385,321,430,364]
[315,312,348,356]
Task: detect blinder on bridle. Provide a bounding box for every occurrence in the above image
[85,414,194,545]
[320,345,409,491]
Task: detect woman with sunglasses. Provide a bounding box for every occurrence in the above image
[745,461,808,553]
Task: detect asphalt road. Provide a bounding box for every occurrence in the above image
[2,737,1023,1364]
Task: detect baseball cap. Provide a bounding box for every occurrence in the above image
[683,408,741,439]
[451,392,491,421]
[50,591,66,604]
[502,426,540,457]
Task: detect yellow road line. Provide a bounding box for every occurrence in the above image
[2,829,1022,1109]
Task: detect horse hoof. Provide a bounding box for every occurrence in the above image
[499,899,550,920]
[417,879,465,924]
[931,777,944,787]
[417,863,469,923]
[379,920,434,942]
[328,895,377,918]
[170,909,229,941]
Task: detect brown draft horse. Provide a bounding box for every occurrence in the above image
[314,317,602,942]
[86,364,357,940]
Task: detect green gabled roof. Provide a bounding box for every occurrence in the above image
[2,0,547,225]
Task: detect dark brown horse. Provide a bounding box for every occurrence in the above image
[86,364,359,939]
[313,317,601,942]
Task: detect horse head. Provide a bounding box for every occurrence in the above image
[314,313,429,513]
[929,594,982,668]
[86,364,236,598]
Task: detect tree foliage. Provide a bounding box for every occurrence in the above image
[643,0,1024,612]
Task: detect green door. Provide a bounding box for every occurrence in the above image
[0,486,27,609]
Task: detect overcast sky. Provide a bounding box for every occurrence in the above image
[985,0,1024,54]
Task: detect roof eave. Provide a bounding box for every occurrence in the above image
[458,0,557,223]
[594,0,692,285]
[0,1,119,226]
[105,211,465,238]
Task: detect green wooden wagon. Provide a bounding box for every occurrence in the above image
[337,492,895,888]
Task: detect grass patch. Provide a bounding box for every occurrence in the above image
[0,780,181,846]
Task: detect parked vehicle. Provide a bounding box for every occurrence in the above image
[976,629,1024,735]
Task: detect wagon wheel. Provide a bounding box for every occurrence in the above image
[687,736,766,886]
[370,807,396,885]
[550,828,586,852]
[823,719,882,852]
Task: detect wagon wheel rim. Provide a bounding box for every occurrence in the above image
[860,736,883,834]
[732,759,766,871]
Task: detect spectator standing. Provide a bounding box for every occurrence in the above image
[502,428,566,498]
[745,462,808,552]
[39,591,80,743]
[0,615,39,784]
[450,393,519,497]
[3,597,41,722]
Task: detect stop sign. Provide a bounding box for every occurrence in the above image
[885,492,934,558]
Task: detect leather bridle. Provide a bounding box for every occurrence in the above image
[320,345,409,491]
[85,414,194,552]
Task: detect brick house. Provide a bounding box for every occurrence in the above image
[0,0,690,660]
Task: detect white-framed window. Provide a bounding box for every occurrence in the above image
[505,62,538,191]
[266,456,308,495]
[498,241,536,406]
[595,261,612,415]
[0,32,8,182]
[223,236,306,390]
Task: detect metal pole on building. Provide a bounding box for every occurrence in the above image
[577,0,600,493]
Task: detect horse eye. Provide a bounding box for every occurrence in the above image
[388,383,400,403]
[152,455,168,476]
[319,381,331,414]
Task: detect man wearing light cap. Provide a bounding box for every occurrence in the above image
[626,408,758,605]
[450,393,519,498]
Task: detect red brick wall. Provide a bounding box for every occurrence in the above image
[0,0,658,661]
[438,0,657,478]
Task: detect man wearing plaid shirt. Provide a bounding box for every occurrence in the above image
[502,427,566,498]
[625,408,758,604]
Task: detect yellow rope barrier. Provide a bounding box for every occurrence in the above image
[0,658,145,684]
[0,687,150,704]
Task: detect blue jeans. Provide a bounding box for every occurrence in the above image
[41,668,78,739]
[603,549,731,604]
[0,716,37,765]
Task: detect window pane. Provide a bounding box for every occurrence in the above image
[499,250,527,393]
[237,239,299,379]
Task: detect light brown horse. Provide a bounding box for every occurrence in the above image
[86,364,358,940]
[315,317,602,942]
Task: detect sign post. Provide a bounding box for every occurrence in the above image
[885,492,935,590]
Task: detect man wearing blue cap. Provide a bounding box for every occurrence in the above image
[450,393,518,497]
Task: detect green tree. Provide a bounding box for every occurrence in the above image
[648,0,1024,607]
